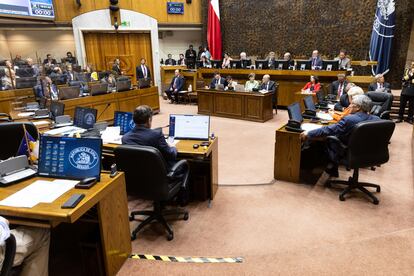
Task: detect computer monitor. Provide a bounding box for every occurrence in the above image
[50,102,65,120]
[168,114,210,140]
[275,60,289,70]
[98,71,108,80]
[15,77,37,89]
[211,60,221,69]
[16,68,35,78]
[116,80,131,92]
[90,83,108,96]
[240,59,252,68]
[58,86,80,100]
[230,60,242,69]
[38,135,102,180]
[76,73,90,82]
[196,61,204,68]
[296,60,311,70]
[137,78,150,89]
[303,95,316,111]
[74,107,98,129]
[50,75,67,85]
[287,102,303,122]
[322,60,339,71]
[255,60,269,70]
[113,111,135,135]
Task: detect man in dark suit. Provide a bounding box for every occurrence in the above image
[165,54,176,66]
[112,58,122,76]
[185,45,197,69]
[259,74,277,108]
[165,69,184,103]
[136,58,151,80]
[64,64,75,83]
[301,95,380,177]
[43,54,57,66]
[64,52,78,64]
[209,72,228,89]
[368,74,391,93]
[309,50,323,70]
[329,73,348,99]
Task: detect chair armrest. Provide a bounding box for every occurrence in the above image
[167,160,189,178]
[326,136,347,150]
[379,110,391,119]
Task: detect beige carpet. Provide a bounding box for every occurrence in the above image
[118,98,414,275]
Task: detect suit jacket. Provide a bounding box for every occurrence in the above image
[307,112,380,144]
[329,80,348,96]
[259,80,276,92]
[266,58,276,69]
[303,82,321,92]
[309,56,323,69]
[136,64,151,79]
[122,126,177,165]
[177,58,186,66]
[169,76,184,91]
[165,58,177,66]
[210,77,228,89]
[335,57,351,69]
[112,64,122,75]
[185,49,197,61]
[43,58,57,65]
[64,71,76,82]
[368,82,391,93]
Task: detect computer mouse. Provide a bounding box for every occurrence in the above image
[193,144,199,149]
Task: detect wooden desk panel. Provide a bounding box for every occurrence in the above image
[160,66,187,88]
[198,89,273,122]
[0,88,35,114]
[274,127,302,182]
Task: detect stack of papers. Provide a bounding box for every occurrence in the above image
[101,126,122,144]
[0,179,79,208]
[17,112,35,117]
[301,123,323,132]
[316,112,333,121]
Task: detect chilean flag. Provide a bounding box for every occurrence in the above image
[207,0,222,60]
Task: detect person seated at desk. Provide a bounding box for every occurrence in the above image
[1,60,16,90]
[209,72,227,89]
[136,58,151,80]
[165,54,177,66]
[100,71,117,89]
[43,54,57,66]
[368,74,391,93]
[240,52,251,69]
[335,49,351,70]
[42,77,58,100]
[222,53,233,69]
[64,64,75,83]
[177,54,186,66]
[330,86,364,122]
[259,74,275,92]
[200,56,212,68]
[202,47,212,61]
[302,75,321,93]
[333,82,357,111]
[0,216,50,276]
[245,73,259,91]
[283,52,295,69]
[165,69,184,103]
[300,95,380,177]
[309,50,323,70]
[225,76,237,91]
[26,58,40,77]
[266,51,276,69]
[329,73,348,99]
[64,52,77,64]
[13,55,24,67]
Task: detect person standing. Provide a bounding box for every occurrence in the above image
[397,61,414,124]
[112,58,122,76]
[185,45,197,69]
[136,58,151,80]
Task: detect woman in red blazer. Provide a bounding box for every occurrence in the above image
[302,75,321,92]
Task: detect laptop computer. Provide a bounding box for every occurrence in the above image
[90,83,108,96]
[74,107,98,129]
[38,135,102,180]
[116,80,132,92]
[113,111,135,135]
[234,84,245,92]
[137,78,151,89]
[168,114,210,141]
[59,86,80,100]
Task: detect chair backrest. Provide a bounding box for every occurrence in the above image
[347,120,395,168]
[0,122,39,160]
[114,145,171,201]
[0,234,16,276]
[367,91,393,116]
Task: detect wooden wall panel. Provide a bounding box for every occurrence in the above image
[83,32,153,82]
[201,0,414,86]
[54,0,201,24]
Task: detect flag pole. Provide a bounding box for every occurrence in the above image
[22,124,33,166]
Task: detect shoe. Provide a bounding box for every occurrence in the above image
[325,164,339,177]
[395,118,403,123]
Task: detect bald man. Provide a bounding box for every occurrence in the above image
[309,50,323,70]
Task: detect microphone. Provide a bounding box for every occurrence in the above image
[97,103,111,122]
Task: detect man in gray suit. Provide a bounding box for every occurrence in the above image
[368,74,391,93]
[334,49,351,70]
[309,50,323,70]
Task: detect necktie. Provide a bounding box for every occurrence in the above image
[142,65,146,78]
[379,83,382,89]
[266,83,269,91]
[338,83,342,96]
[173,78,177,89]
[312,58,316,67]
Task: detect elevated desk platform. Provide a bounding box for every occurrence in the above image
[197,88,274,122]
[0,173,131,276]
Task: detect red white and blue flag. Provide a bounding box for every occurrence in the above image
[207,0,222,60]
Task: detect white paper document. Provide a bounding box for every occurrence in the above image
[316,112,333,121]
[44,126,86,136]
[0,179,78,208]
[101,126,122,144]
[2,168,37,184]
[32,120,50,126]
[17,112,35,117]
[301,123,323,132]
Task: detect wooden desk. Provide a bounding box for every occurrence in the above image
[102,138,219,201]
[197,88,274,122]
[0,88,36,114]
[347,75,376,90]
[294,92,318,110]
[0,173,131,276]
[197,68,344,107]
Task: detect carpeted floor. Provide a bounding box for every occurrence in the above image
[118,97,414,275]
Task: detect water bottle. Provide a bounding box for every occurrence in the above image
[188,84,192,92]
[211,132,215,140]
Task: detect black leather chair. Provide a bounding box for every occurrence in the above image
[0,113,12,122]
[0,122,38,160]
[367,91,393,119]
[0,234,16,276]
[326,120,395,204]
[114,145,189,241]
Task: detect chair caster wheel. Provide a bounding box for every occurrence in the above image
[131,234,137,241]
[183,212,189,221]
[167,233,174,241]
[373,199,379,205]
[376,187,381,193]
[339,195,345,201]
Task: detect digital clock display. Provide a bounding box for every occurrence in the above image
[0,0,55,20]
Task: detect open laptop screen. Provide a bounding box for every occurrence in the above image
[38,136,102,180]
[74,107,97,129]
[168,114,210,140]
[303,96,316,111]
[287,102,303,122]
[113,111,135,135]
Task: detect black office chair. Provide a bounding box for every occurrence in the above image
[273,82,279,112]
[114,145,189,241]
[0,234,16,276]
[0,122,39,160]
[0,113,12,122]
[367,91,393,119]
[326,120,395,204]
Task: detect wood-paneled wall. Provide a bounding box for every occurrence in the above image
[83,32,153,82]
[53,0,201,24]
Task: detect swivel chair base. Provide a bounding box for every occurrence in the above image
[130,202,189,241]
[326,168,380,205]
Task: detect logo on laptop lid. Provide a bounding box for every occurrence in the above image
[84,112,96,126]
[69,147,99,170]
